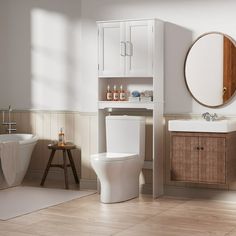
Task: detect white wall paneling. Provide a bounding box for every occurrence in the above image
[0,111,98,189]
[1,110,153,191]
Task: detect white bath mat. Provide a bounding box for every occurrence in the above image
[0,186,96,220]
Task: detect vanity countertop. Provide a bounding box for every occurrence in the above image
[168,119,236,133]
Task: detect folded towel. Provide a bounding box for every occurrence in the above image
[0,141,19,186]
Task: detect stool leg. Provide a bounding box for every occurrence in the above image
[40,149,56,186]
[63,150,69,189]
[67,150,80,185]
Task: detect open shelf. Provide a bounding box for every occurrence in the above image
[98,76,153,79]
[98,101,154,110]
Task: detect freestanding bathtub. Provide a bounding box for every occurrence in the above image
[0,134,38,189]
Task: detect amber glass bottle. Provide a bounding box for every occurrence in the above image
[58,128,65,146]
[106,85,112,101]
[119,85,126,101]
[113,85,119,101]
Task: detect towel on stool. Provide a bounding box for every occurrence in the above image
[0,141,19,186]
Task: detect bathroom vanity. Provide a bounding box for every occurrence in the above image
[170,131,236,184]
[169,119,236,185]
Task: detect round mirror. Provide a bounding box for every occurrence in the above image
[184,32,236,107]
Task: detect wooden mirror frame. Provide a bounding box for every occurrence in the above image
[184,32,236,108]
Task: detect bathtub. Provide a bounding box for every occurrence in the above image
[0,134,38,189]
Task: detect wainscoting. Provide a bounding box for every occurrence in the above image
[0,111,98,189]
[3,111,235,194]
[2,111,153,191]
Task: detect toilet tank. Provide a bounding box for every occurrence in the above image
[106,116,145,158]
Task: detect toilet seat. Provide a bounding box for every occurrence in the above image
[91,152,138,162]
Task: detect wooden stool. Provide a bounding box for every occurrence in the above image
[40,143,80,189]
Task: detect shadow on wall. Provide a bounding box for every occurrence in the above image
[164,22,193,114]
[2,0,81,110]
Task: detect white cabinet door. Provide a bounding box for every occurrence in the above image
[125,20,153,77]
[98,22,125,77]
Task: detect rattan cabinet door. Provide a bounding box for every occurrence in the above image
[199,137,226,184]
[171,135,199,182]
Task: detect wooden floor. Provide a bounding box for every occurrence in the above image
[2,189,236,236]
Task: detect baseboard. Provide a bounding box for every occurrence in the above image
[164,185,236,202]
[25,170,97,190]
[25,170,75,181]
[26,171,153,193]
[80,179,97,190]
[140,183,152,194]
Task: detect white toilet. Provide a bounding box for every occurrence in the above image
[91,115,145,203]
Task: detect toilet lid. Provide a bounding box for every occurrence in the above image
[91,152,138,162]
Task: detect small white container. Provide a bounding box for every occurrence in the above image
[140,96,152,102]
[128,97,140,102]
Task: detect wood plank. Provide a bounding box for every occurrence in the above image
[1,190,236,236]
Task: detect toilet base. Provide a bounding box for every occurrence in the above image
[91,152,144,204]
[100,177,140,203]
[101,193,139,204]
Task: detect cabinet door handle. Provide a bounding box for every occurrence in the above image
[200,147,204,150]
[126,41,133,56]
[120,41,126,56]
[196,147,200,150]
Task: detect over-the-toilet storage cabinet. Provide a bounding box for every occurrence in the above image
[97,19,164,198]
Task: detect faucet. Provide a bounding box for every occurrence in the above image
[202,112,218,121]
[2,105,16,134]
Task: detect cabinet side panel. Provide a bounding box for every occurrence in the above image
[227,133,236,186]
[153,19,164,198]
[98,110,106,153]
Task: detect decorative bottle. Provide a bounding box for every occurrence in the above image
[106,85,112,101]
[119,85,126,101]
[113,85,119,101]
[58,128,65,146]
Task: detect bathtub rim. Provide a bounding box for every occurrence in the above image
[0,134,39,145]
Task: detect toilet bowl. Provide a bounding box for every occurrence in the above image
[90,116,145,203]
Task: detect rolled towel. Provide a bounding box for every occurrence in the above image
[131,91,140,97]
[0,141,19,186]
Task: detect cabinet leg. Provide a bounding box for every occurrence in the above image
[67,150,80,185]
[40,150,56,186]
[63,150,69,189]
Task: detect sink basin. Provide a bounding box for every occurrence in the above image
[168,119,236,133]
